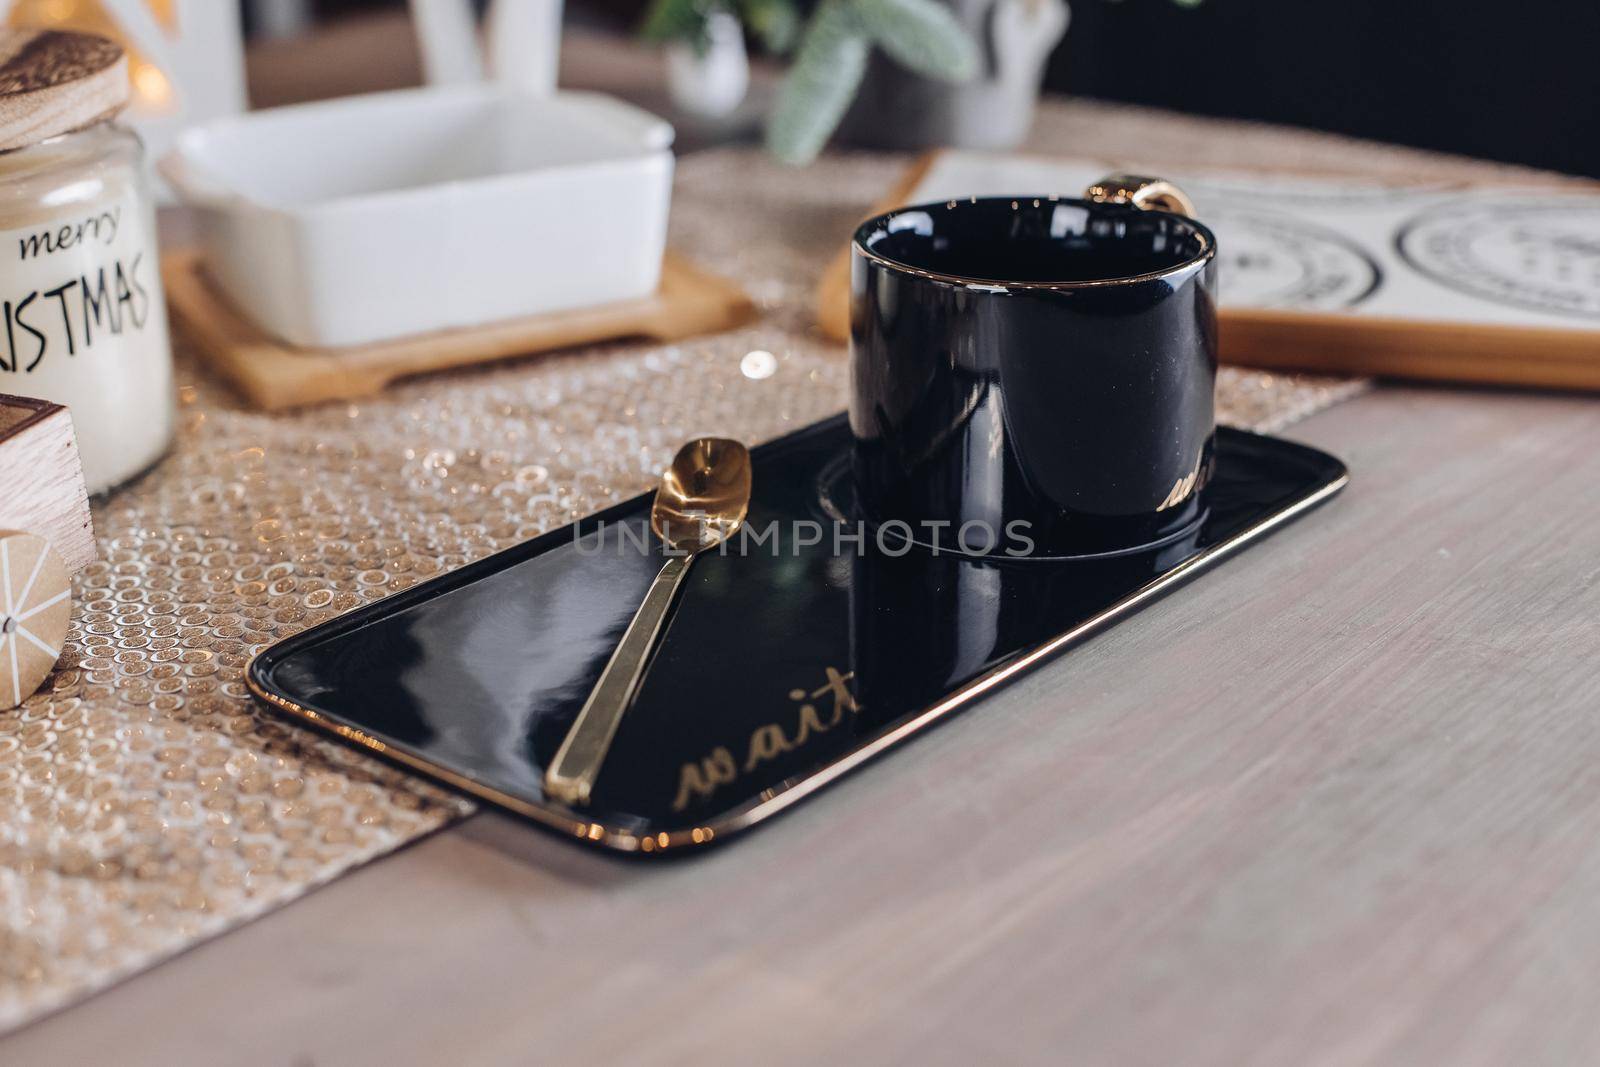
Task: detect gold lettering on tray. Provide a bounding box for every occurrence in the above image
[671,666,863,812]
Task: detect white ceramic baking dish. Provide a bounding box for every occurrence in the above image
[161,86,674,348]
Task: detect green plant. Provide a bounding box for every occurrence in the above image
[642,0,1200,165]
[642,0,977,164]
[642,0,802,56]
[765,0,979,163]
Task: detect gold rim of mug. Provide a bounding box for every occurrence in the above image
[851,196,1217,292]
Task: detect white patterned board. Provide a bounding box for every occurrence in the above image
[910,151,1600,330]
[785,150,1600,389]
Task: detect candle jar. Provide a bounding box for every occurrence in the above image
[0,30,174,495]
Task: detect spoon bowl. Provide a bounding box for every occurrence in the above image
[652,438,752,551]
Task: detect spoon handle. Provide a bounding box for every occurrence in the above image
[545,553,694,806]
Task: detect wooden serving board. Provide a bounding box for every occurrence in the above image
[166,250,758,411]
[817,150,1600,392]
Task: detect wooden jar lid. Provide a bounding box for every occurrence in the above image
[0,29,127,153]
[0,529,70,709]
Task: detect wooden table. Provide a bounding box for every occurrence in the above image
[6,88,1600,1064]
[9,385,1599,1065]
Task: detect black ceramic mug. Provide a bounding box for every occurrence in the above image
[849,176,1218,558]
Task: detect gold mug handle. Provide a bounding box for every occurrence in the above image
[1083,174,1197,218]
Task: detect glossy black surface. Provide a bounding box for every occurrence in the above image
[250,416,1344,848]
[852,197,1218,556]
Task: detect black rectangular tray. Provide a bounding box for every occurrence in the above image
[248,415,1346,853]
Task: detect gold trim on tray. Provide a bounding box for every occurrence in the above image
[245,466,1346,855]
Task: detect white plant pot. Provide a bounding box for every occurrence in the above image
[838,0,1070,151]
[666,11,749,119]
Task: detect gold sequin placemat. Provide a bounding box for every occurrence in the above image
[0,141,1366,1034]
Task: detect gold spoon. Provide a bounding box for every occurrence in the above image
[544,437,752,807]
